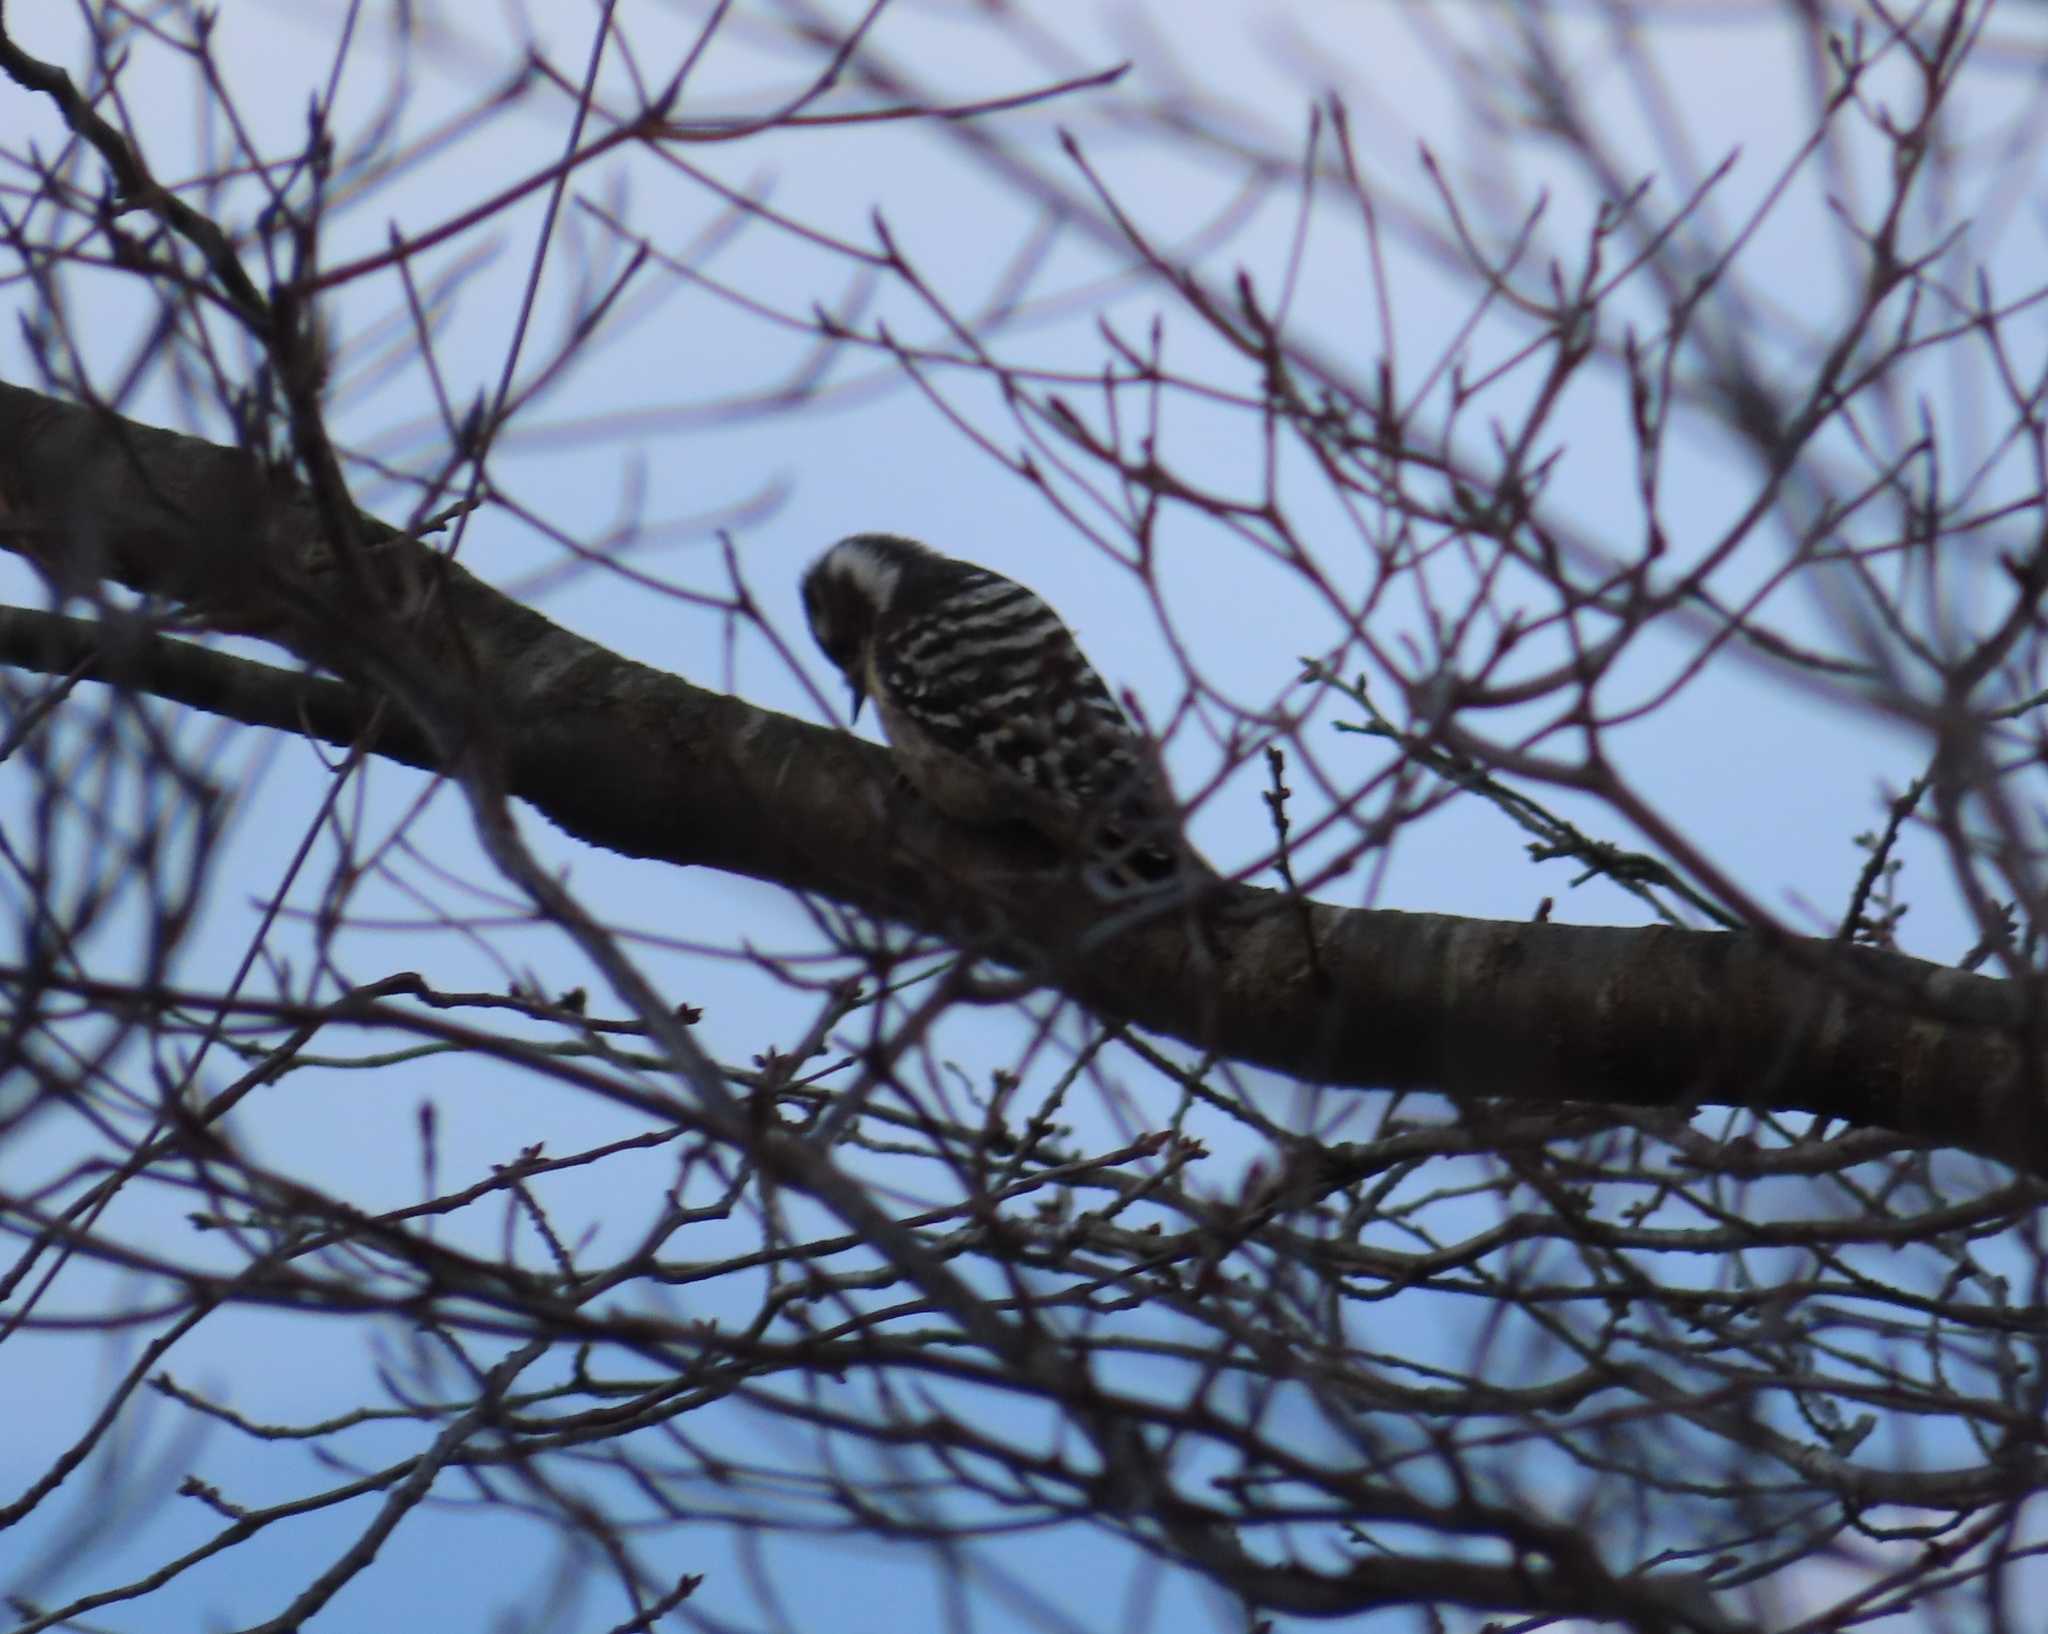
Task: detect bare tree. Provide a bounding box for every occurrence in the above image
[3,3,2047,1631]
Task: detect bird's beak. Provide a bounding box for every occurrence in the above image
[846,678,867,724]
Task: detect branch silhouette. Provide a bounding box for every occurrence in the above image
[3,381,2033,1171]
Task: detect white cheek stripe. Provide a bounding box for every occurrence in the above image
[832,543,904,611]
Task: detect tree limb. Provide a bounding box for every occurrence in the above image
[0,379,2039,1171]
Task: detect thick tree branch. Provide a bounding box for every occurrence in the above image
[1,379,2040,1171]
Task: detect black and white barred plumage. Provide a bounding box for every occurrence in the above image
[801,534,1197,883]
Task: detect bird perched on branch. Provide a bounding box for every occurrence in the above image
[801,533,1206,889]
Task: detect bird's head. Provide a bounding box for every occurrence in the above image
[801,533,929,722]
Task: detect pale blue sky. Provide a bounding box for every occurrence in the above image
[4,2,2044,1629]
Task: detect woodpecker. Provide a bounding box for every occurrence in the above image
[801,533,1201,885]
